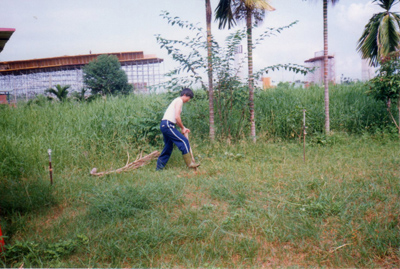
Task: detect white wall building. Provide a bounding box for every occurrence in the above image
[304,51,336,85]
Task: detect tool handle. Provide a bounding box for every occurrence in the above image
[184,132,195,162]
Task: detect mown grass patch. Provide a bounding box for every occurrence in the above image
[1,136,399,267]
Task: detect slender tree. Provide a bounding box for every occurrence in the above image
[322,0,339,134]
[206,0,215,141]
[357,0,400,66]
[215,0,274,142]
[303,0,338,133]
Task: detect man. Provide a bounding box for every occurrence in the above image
[156,88,200,170]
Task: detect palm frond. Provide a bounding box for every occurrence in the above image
[45,84,70,101]
[215,0,275,29]
[378,14,400,57]
[357,0,400,66]
[357,14,381,58]
[244,0,275,11]
[373,0,400,10]
[215,0,236,29]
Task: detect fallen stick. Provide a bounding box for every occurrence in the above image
[90,150,160,177]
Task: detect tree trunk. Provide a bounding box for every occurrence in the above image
[323,0,330,134]
[206,0,215,141]
[247,9,256,142]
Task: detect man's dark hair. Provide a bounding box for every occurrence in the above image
[180,88,194,98]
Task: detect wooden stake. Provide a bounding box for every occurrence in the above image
[303,109,307,163]
[48,149,53,185]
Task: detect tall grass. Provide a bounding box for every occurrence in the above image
[254,83,392,139]
[0,94,169,179]
[0,84,399,267]
[0,83,394,180]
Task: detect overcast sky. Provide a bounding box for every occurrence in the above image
[1,0,399,83]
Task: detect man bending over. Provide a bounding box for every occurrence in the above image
[156,88,200,170]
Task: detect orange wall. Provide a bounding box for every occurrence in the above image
[0,95,8,104]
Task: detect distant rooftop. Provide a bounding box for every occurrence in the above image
[0,51,163,74]
[304,55,334,63]
[0,28,15,54]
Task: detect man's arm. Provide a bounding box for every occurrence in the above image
[175,99,189,134]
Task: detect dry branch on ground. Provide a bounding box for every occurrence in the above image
[90,151,160,177]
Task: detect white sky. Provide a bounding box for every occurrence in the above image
[1,0,399,83]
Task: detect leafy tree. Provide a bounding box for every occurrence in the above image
[368,53,400,134]
[156,12,311,139]
[83,54,133,95]
[45,84,70,102]
[215,0,275,142]
[156,12,210,91]
[357,0,400,66]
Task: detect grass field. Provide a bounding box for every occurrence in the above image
[0,84,399,267]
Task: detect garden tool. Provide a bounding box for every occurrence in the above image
[183,132,200,169]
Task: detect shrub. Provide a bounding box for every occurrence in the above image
[83,54,133,95]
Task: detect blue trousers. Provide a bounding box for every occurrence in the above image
[156,120,190,170]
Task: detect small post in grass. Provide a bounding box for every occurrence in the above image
[302,109,307,163]
[48,149,53,185]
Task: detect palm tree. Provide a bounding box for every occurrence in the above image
[71,87,88,102]
[320,0,339,134]
[45,84,70,101]
[215,0,274,142]
[322,0,339,134]
[304,0,338,133]
[357,0,400,66]
[206,0,215,141]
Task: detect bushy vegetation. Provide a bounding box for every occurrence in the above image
[83,54,133,95]
[368,54,400,133]
[0,83,399,267]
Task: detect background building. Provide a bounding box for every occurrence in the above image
[234,44,245,81]
[304,51,336,85]
[0,28,15,104]
[361,58,375,81]
[0,51,163,101]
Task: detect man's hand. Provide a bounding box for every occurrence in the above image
[182,127,191,134]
